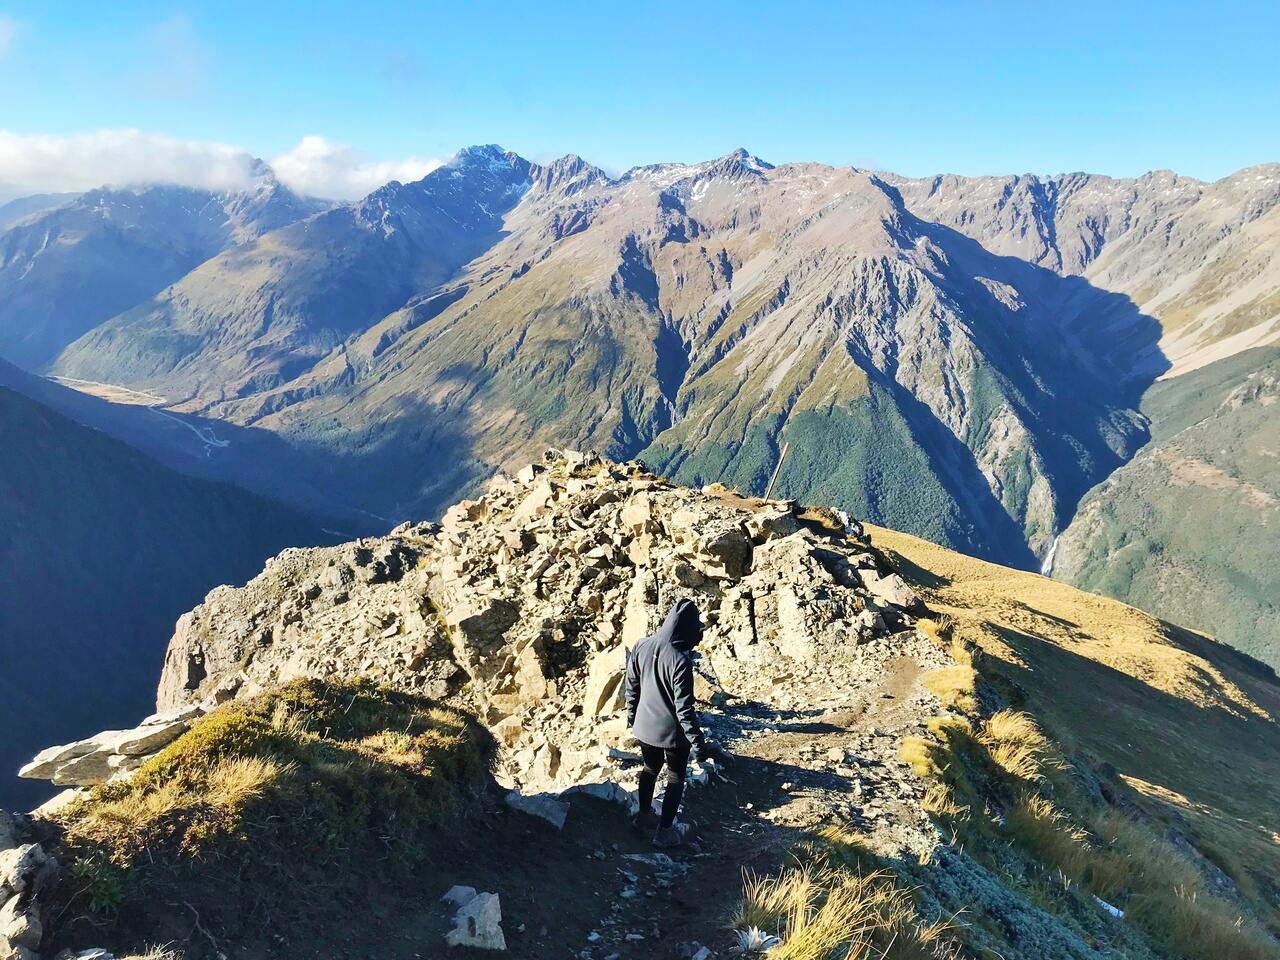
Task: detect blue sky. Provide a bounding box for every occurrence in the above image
[1,0,1277,198]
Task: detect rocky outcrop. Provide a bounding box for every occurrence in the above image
[146,450,924,800]
[0,811,57,960]
[18,707,203,788]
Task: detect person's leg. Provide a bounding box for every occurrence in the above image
[658,745,691,828]
[637,742,664,817]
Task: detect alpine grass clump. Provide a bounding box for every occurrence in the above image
[54,677,492,883]
[735,827,956,960]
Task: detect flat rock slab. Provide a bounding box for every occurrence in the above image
[505,790,570,830]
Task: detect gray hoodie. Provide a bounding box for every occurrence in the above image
[624,599,707,757]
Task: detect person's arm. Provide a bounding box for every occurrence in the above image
[624,646,639,728]
[670,653,707,759]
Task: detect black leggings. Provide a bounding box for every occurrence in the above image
[637,742,690,828]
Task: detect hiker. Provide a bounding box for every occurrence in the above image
[624,598,731,847]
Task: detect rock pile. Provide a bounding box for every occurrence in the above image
[24,451,927,819]
[139,451,924,804]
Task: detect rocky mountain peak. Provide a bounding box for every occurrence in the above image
[449,143,530,176]
[686,147,774,186]
[529,154,612,196]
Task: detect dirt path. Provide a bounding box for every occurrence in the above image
[399,638,944,960]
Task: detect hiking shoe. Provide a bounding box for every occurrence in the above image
[632,810,660,832]
[652,822,692,848]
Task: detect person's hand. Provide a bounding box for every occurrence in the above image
[706,742,735,766]
[692,757,729,785]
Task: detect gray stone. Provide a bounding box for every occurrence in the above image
[0,845,46,897]
[505,790,570,830]
[444,890,506,950]
[859,570,923,611]
[0,892,40,948]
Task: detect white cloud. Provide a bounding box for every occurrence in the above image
[270,136,442,200]
[0,16,18,58]
[0,129,260,201]
[0,129,442,203]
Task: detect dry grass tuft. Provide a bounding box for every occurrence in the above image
[915,616,953,647]
[921,665,978,713]
[740,866,955,960]
[900,737,944,780]
[921,783,967,820]
[204,755,290,809]
[1128,886,1276,960]
[980,710,1062,782]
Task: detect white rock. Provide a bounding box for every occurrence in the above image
[444,891,506,950]
[0,845,46,897]
[505,790,570,830]
[1,892,40,948]
[442,885,477,906]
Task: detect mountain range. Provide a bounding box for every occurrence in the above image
[1,145,1276,666]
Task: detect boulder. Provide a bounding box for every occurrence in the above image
[444,890,506,951]
[581,645,626,718]
[505,790,570,830]
[0,845,46,897]
[859,570,923,612]
[0,893,39,948]
[19,715,192,787]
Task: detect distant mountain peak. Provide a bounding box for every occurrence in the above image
[530,154,611,195]
[721,147,773,170]
[449,144,526,172]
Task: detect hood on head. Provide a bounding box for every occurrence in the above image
[660,598,703,651]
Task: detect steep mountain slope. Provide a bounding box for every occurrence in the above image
[886,165,1280,378]
[1052,347,1280,667]
[0,169,326,370]
[0,385,326,807]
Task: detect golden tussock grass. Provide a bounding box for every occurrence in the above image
[739,864,955,960]
[920,666,978,714]
[979,710,1063,782]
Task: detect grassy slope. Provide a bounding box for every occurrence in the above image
[1053,347,1280,668]
[41,679,494,958]
[869,523,1280,934]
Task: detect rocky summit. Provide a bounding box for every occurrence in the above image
[153,449,937,804]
